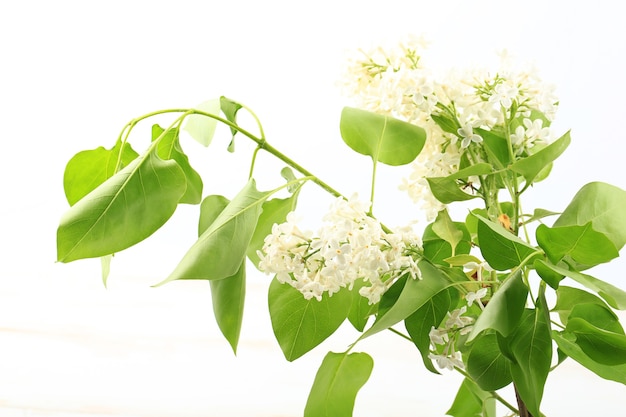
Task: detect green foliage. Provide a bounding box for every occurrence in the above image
[467,333,513,391]
[159,179,268,283]
[63,139,139,206]
[509,130,570,186]
[304,351,374,417]
[184,98,221,146]
[361,261,453,339]
[268,278,352,361]
[220,96,243,151]
[405,287,459,374]
[340,107,426,166]
[426,163,493,204]
[468,270,527,341]
[152,124,203,204]
[446,378,496,417]
[506,296,552,417]
[554,181,626,250]
[198,195,245,354]
[57,146,186,262]
[475,215,539,270]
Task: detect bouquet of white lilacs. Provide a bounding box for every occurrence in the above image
[57,36,626,417]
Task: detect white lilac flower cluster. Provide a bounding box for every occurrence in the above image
[258,195,423,304]
[341,37,559,220]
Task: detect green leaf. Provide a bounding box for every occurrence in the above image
[536,222,618,267]
[554,181,626,251]
[268,278,351,361]
[198,194,245,354]
[431,113,459,135]
[100,254,112,288]
[568,303,622,333]
[423,222,472,266]
[476,128,510,168]
[247,194,300,270]
[57,147,186,263]
[553,331,626,384]
[521,208,560,225]
[361,261,453,339]
[509,130,570,185]
[152,124,203,204]
[426,164,492,205]
[405,287,459,374]
[304,351,373,417]
[185,98,221,146]
[446,378,495,417]
[159,179,269,283]
[536,260,626,310]
[432,209,464,256]
[508,298,552,417]
[220,96,243,152]
[63,140,139,206]
[348,279,374,332]
[339,107,426,166]
[468,270,528,341]
[475,215,539,270]
[553,286,617,325]
[533,258,563,289]
[467,333,513,391]
[566,317,626,365]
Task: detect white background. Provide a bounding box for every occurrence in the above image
[1,0,626,416]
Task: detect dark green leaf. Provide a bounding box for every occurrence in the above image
[467,333,513,391]
[159,179,268,283]
[554,181,626,251]
[304,351,373,417]
[198,194,245,354]
[468,270,528,341]
[553,331,626,384]
[57,147,186,262]
[63,140,139,206]
[475,215,539,270]
[339,107,426,166]
[510,130,570,185]
[508,298,552,417]
[533,258,563,289]
[405,287,459,374]
[268,278,351,361]
[152,124,203,204]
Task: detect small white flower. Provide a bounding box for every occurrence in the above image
[466,287,488,306]
[457,123,483,148]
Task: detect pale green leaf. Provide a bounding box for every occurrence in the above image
[304,351,373,417]
[446,378,495,417]
[432,209,464,256]
[184,98,221,146]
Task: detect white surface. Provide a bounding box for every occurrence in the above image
[2,0,626,415]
